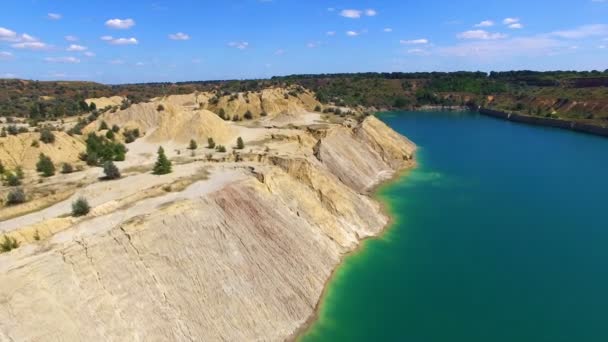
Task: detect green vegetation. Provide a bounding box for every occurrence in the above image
[61,163,74,174]
[152,146,172,175]
[83,133,126,165]
[99,121,108,131]
[4,172,21,186]
[6,188,26,205]
[71,197,90,217]
[36,153,55,177]
[0,235,19,253]
[122,128,140,143]
[244,110,253,120]
[39,128,56,144]
[189,139,198,150]
[103,161,121,180]
[207,137,216,149]
[157,104,165,112]
[236,137,244,150]
[215,145,227,153]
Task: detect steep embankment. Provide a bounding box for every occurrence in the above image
[0,114,415,341]
[0,132,85,170]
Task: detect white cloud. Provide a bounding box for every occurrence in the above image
[109,59,125,65]
[101,36,138,45]
[326,31,336,36]
[384,28,393,32]
[228,41,249,49]
[457,30,507,40]
[0,27,17,41]
[474,20,494,27]
[105,18,135,29]
[509,23,524,29]
[44,56,80,63]
[340,9,362,18]
[400,38,429,44]
[67,44,87,51]
[83,51,96,57]
[169,32,190,40]
[47,13,62,20]
[65,35,78,42]
[365,9,377,16]
[346,31,359,37]
[0,51,14,60]
[339,8,377,18]
[551,24,608,39]
[11,41,49,50]
[503,18,520,25]
[439,36,562,58]
[1,73,17,78]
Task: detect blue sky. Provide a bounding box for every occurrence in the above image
[1,0,607,84]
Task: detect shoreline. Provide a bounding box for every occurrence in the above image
[288,158,417,341]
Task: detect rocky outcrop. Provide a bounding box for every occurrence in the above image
[0,113,414,341]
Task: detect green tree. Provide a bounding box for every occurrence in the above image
[112,124,120,133]
[6,188,26,205]
[0,160,4,175]
[105,130,115,140]
[71,197,90,217]
[215,145,227,153]
[103,161,121,180]
[188,139,198,150]
[39,128,55,144]
[89,102,97,111]
[244,110,253,120]
[36,153,55,177]
[61,163,74,174]
[218,108,227,120]
[5,173,21,186]
[236,137,244,150]
[99,121,108,131]
[207,137,216,149]
[153,146,172,175]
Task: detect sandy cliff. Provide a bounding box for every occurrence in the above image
[0,95,414,341]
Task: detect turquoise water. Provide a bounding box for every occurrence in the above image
[301,111,608,342]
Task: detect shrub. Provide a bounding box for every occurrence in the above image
[123,128,140,143]
[152,147,172,175]
[314,105,322,112]
[207,137,216,149]
[218,108,227,120]
[103,161,121,180]
[244,110,253,120]
[99,121,108,131]
[7,125,19,135]
[188,139,198,150]
[15,166,24,179]
[84,134,127,165]
[0,161,4,175]
[260,111,268,117]
[31,140,40,147]
[5,173,21,186]
[216,145,227,153]
[6,188,26,205]
[105,130,115,140]
[71,197,90,217]
[111,124,120,133]
[236,137,244,150]
[0,235,19,253]
[157,104,165,112]
[89,102,97,111]
[61,163,74,174]
[39,128,55,144]
[36,153,55,177]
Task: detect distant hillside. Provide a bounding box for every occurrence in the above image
[2,70,608,125]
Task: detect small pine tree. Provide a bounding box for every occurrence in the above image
[71,197,90,217]
[216,145,227,153]
[89,102,97,111]
[103,161,121,180]
[36,153,55,177]
[5,173,21,186]
[111,124,120,133]
[105,130,115,140]
[236,137,244,150]
[188,139,198,150]
[218,108,227,120]
[99,121,108,131]
[153,146,172,175]
[207,137,216,149]
[244,110,253,120]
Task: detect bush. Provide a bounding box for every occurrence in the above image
[216,145,227,153]
[89,102,97,111]
[0,161,4,175]
[111,124,120,133]
[6,188,26,205]
[314,105,322,112]
[236,137,244,150]
[260,111,268,117]
[71,197,90,217]
[0,235,19,253]
[105,130,115,140]
[207,137,216,149]
[61,163,74,174]
[188,139,198,150]
[39,128,55,144]
[244,110,253,120]
[152,147,172,175]
[218,108,227,120]
[99,121,108,131]
[84,134,127,165]
[36,153,55,177]
[103,161,121,180]
[31,140,40,148]
[123,128,140,143]
[5,172,21,186]
[157,104,165,112]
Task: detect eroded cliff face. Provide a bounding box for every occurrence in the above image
[0,116,415,341]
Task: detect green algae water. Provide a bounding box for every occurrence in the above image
[301,111,608,342]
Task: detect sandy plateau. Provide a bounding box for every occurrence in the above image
[0,87,415,341]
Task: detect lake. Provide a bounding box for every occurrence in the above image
[301,111,608,342]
